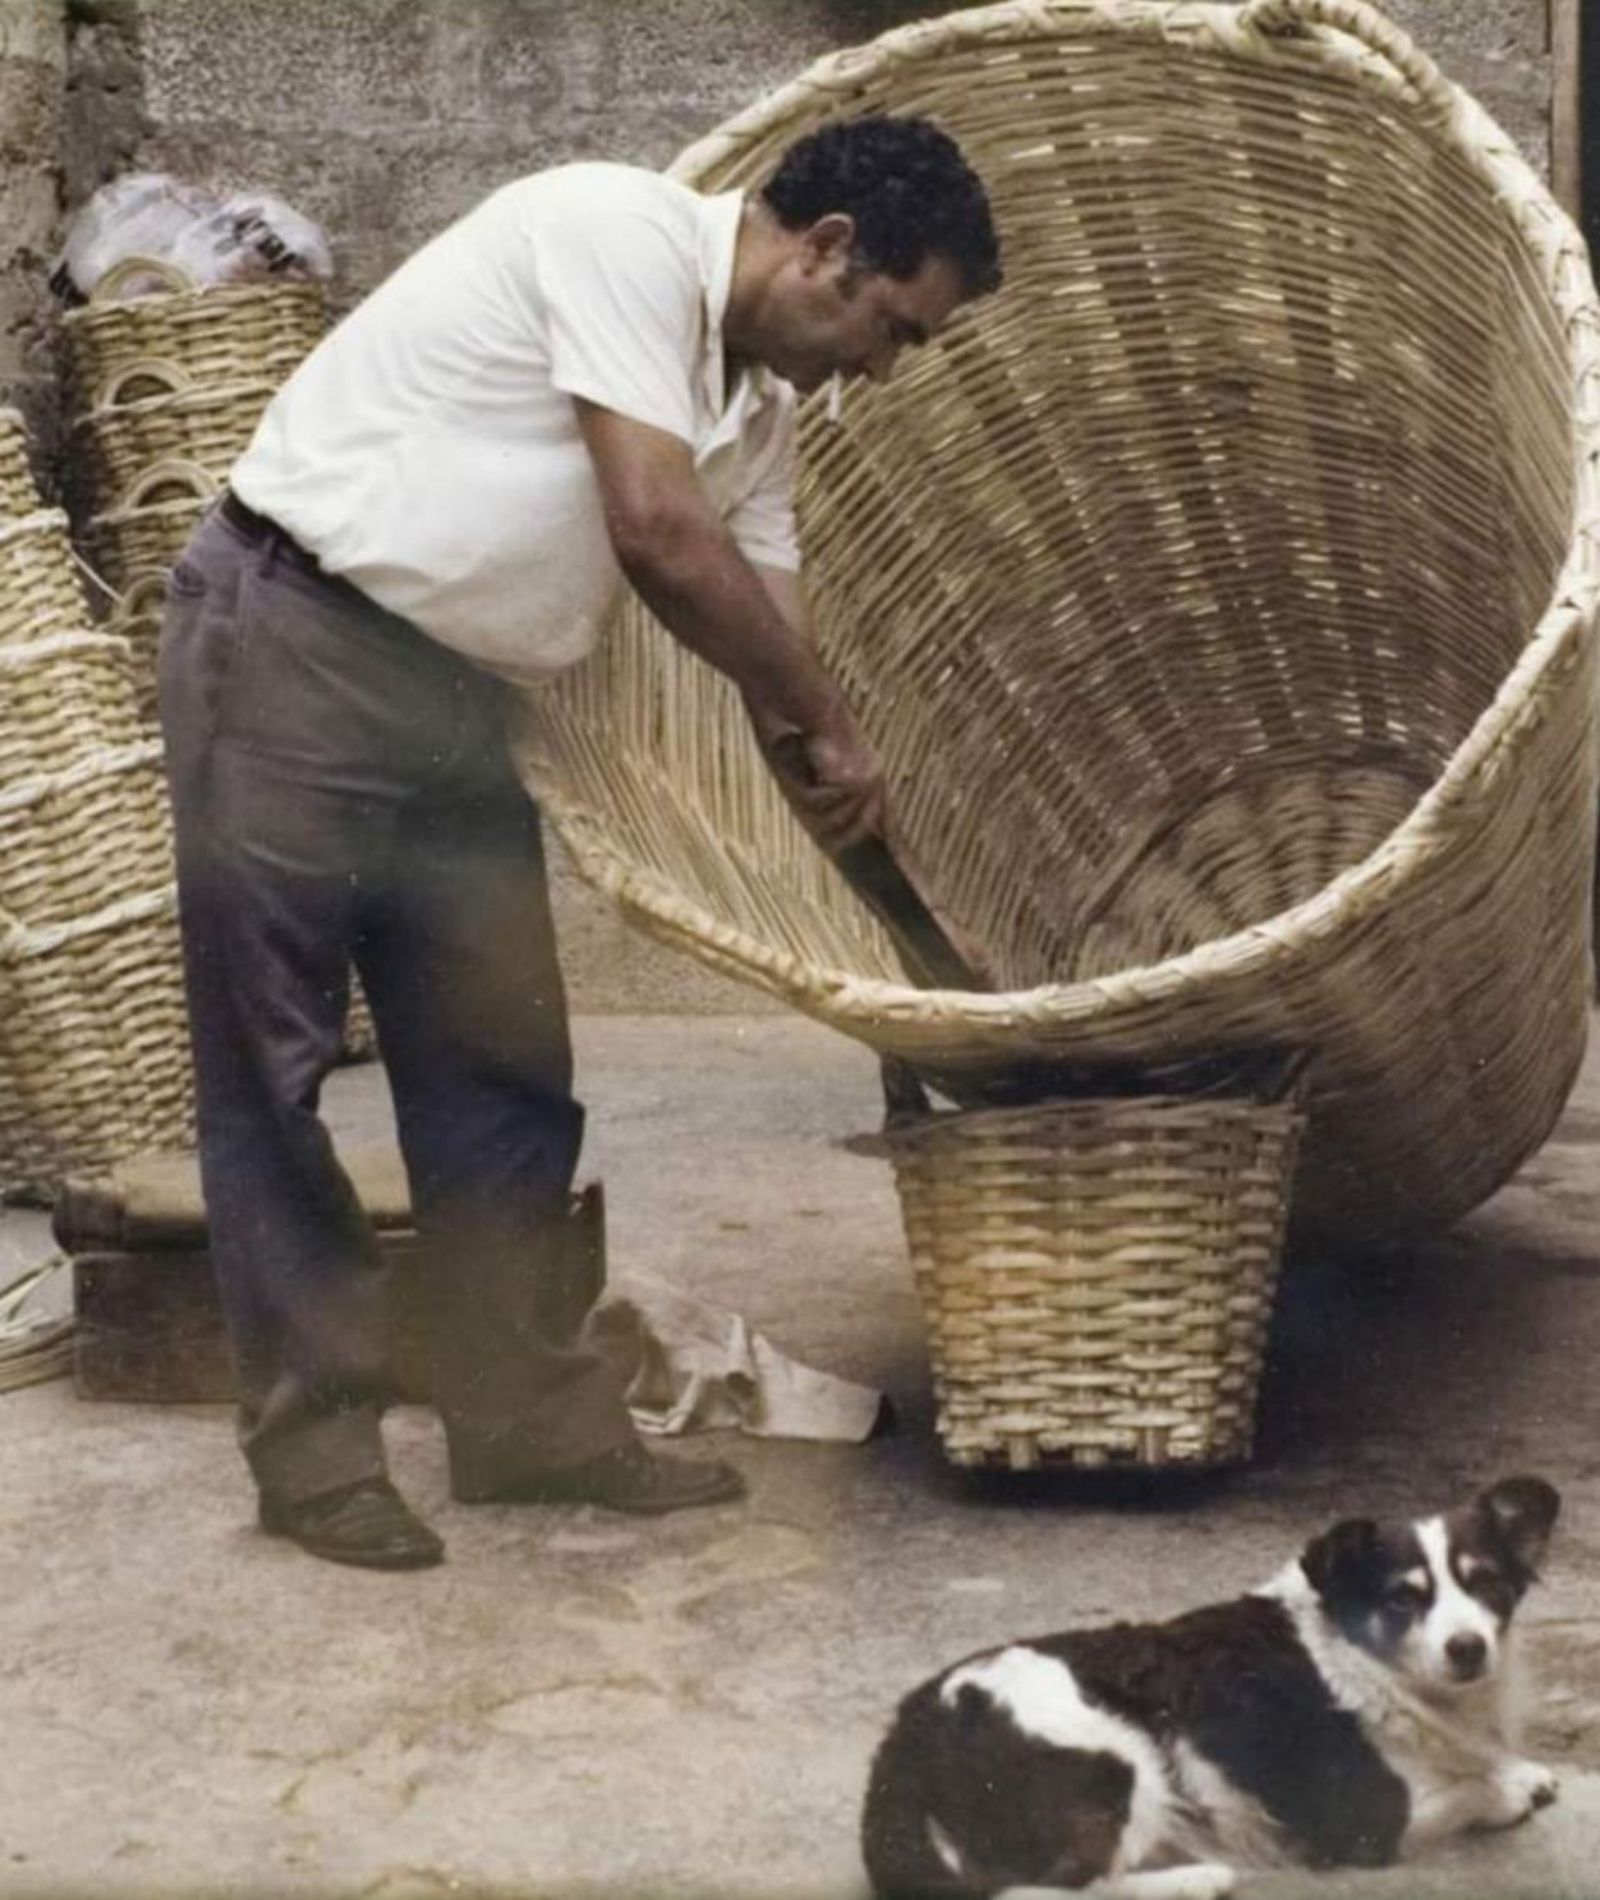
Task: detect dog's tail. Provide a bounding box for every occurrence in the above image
[861,1753,978,1899]
[862,1681,1135,1899]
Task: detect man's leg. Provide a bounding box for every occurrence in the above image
[158,510,443,1564]
[358,766,745,1512]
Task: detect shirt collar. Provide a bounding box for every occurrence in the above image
[697,186,781,422]
[697,187,741,416]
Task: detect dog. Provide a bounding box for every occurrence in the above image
[861,1476,1560,1899]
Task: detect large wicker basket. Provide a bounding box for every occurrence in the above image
[517,0,1600,1249]
[888,1080,1306,1469]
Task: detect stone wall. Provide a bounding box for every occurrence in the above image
[5,0,1565,1011]
[0,0,67,479]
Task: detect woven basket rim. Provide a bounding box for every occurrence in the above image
[60,275,325,331]
[886,1089,1308,1148]
[530,0,1600,1042]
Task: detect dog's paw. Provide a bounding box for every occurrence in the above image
[1489,1759,1560,1826]
[1165,1866,1238,1900]
[1087,1866,1237,1900]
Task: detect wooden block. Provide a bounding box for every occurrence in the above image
[71,1184,605,1406]
[73,1234,436,1405]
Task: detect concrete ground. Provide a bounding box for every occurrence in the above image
[3,1011,1600,1900]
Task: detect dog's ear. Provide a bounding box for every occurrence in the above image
[1478,1476,1560,1582]
[1301,1517,1382,1605]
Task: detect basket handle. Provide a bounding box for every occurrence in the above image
[1241,0,1456,129]
[115,458,219,511]
[112,571,173,621]
[90,255,195,304]
[92,357,192,411]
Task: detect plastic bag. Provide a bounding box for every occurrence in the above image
[166,191,335,290]
[51,171,219,302]
[52,173,334,302]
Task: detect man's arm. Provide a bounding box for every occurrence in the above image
[574,398,884,849]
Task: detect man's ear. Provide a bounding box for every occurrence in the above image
[800,211,856,273]
[1478,1476,1560,1581]
[1301,1517,1381,1604]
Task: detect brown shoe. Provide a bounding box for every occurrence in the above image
[452,1438,745,1515]
[259,1478,445,1570]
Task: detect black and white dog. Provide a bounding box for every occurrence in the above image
[862,1477,1560,1899]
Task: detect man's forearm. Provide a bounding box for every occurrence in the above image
[611,505,837,736]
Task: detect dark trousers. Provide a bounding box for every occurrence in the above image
[158,502,634,1503]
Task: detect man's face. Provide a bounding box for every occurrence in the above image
[759,217,966,396]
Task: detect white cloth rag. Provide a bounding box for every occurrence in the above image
[589,1272,884,1443]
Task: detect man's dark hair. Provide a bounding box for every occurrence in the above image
[761,114,1002,300]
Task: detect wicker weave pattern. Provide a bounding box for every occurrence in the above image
[0,890,195,1197]
[0,743,174,930]
[0,631,195,1195]
[889,1093,1304,1467]
[61,279,326,402]
[0,514,89,646]
[76,378,277,511]
[101,576,166,727]
[0,633,153,781]
[0,408,41,520]
[87,479,213,597]
[518,0,1600,1247]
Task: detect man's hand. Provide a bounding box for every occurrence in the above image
[745,692,886,855]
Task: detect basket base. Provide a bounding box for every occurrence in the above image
[941,1420,1258,1474]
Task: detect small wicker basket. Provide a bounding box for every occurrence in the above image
[77,375,276,510]
[887,1069,1307,1471]
[86,461,215,599]
[61,260,326,400]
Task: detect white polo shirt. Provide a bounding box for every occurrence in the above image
[232,163,800,685]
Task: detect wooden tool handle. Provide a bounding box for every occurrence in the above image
[764,731,991,991]
[830,835,989,990]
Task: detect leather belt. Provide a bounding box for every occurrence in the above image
[219,486,380,613]
[221,486,285,543]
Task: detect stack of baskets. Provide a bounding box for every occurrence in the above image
[0,408,195,1198]
[60,256,378,1059]
[518,0,1600,1472]
[62,255,327,720]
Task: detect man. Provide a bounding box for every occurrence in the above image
[159,114,1002,1571]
